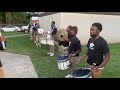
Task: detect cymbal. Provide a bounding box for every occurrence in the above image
[56,29,68,41]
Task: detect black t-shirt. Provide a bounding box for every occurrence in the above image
[87,36,110,66]
[33,26,37,31]
[68,37,81,56]
[52,26,57,36]
[0,60,2,67]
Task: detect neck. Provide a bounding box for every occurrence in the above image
[93,34,100,40]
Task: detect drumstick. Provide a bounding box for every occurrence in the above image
[86,68,104,70]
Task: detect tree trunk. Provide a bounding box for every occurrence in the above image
[5,12,12,24]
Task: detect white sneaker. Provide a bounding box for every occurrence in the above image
[50,53,54,56]
[47,52,51,55]
[65,74,72,78]
[3,47,6,50]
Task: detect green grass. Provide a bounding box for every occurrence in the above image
[2,32,120,78]
[2,31,24,36]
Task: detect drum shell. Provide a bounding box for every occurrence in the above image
[37,29,44,34]
[56,55,70,70]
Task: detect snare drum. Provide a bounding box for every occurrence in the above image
[72,68,92,78]
[56,55,70,70]
[37,28,44,34]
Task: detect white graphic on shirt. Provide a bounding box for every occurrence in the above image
[89,42,94,50]
[69,41,71,46]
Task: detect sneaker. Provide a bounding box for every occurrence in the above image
[3,47,6,50]
[65,74,72,78]
[47,52,51,54]
[50,53,54,56]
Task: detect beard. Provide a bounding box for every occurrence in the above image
[90,34,97,38]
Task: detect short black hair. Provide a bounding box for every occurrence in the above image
[67,25,73,30]
[72,26,78,33]
[92,23,102,32]
[51,21,55,24]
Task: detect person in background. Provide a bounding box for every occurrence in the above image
[0,60,4,78]
[47,21,57,56]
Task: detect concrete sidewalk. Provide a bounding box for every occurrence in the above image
[0,51,38,78]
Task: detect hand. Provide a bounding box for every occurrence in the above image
[80,56,85,60]
[69,54,76,57]
[92,66,101,72]
[64,48,68,51]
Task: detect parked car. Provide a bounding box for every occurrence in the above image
[1,25,21,32]
[21,22,36,34]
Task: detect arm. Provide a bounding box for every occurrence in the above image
[80,50,88,60]
[93,40,110,71]
[99,53,110,68]
[70,40,81,57]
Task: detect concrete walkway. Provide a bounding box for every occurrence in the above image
[0,51,38,78]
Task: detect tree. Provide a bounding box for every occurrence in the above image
[5,12,12,24]
[0,12,29,24]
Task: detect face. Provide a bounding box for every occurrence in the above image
[51,23,55,28]
[90,26,100,38]
[69,30,76,37]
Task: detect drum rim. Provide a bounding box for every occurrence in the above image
[72,68,91,78]
[56,55,69,62]
[57,59,69,62]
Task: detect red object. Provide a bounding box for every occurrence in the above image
[31,20,40,27]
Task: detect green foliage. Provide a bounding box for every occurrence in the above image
[0,12,30,24]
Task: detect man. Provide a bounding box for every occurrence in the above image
[80,23,110,78]
[0,60,4,78]
[64,27,81,78]
[47,21,57,56]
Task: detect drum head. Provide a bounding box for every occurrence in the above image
[72,68,91,78]
[56,55,69,62]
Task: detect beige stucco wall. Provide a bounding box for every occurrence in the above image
[39,13,61,32]
[61,12,120,45]
[39,12,120,45]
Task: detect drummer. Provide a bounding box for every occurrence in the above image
[80,23,110,78]
[64,26,81,78]
[0,60,4,78]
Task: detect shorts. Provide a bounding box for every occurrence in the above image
[0,60,2,67]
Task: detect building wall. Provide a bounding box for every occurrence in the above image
[61,12,120,45]
[38,13,61,31]
[39,12,120,45]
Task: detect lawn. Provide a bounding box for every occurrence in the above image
[2,32,120,78]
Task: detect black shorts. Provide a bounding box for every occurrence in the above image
[0,60,2,67]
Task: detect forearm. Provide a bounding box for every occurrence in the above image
[74,49,81,55]
[99,53,110,68]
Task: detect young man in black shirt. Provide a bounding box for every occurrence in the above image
[80,23,110,78]
[47,21,57,56]
[64,27,81,78]
[0,60,4,78]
